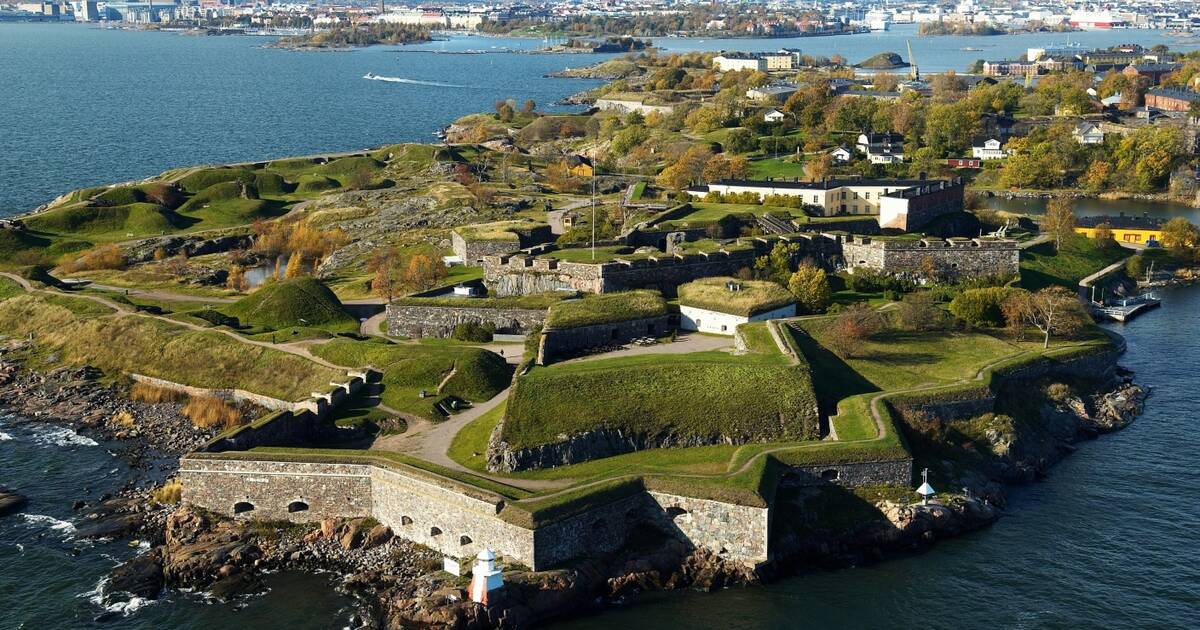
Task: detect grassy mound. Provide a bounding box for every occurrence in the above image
[310,339,511,419]
[544,290,668,329]
[501,323,820,450]
[0,230,53,264]
[177,167,256,194]
[253,172,294,195]
[24,203,184,241]
[93,186,145,206]
[1020,233,1128,290]
[296,174,341,193]
[317,156,385,176]
[678,277,795,317]
[223,277,356,332]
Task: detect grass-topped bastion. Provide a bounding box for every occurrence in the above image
[491,322,821,471]
[677,277,796,335]
[451,220,553,264]
[538,290,672,363]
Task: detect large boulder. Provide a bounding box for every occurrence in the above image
[0,489,28,517]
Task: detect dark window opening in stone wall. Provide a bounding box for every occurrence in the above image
[431,527,443,536]
[460,535,473,545]
[287,500,309,513]
[666,506,688,520]
[820,469,840,481]
[233,501,255,514]
[401,516,413,525]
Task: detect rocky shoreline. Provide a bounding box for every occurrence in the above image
[0,342,1148,628]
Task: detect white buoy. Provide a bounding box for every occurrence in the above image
[469,548,503,605]
[916,467,936,506]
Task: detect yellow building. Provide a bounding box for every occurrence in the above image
[1074,214,1165,245]
[564,155,594,178]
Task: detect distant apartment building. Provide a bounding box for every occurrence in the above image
[72,0,97,21]
[688,176,962,228]
[1144,88,1200,112]
[713,53,766,72]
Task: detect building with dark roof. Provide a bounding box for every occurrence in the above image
[1145,88,1200,112]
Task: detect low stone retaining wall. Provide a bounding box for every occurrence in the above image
[132,370,370,422]
[784,458,913,487]
[385,303,546,338]
[487,427,718,472]
[179,455,774,570]
[537,314,673,364]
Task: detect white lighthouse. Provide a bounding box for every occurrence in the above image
[916,467,936,506]
[469,548,504,605]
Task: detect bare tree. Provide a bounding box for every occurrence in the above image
[1042,197,1077,251]
[1005,286,1089,348]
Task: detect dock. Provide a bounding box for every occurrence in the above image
[1092,294,1162,323]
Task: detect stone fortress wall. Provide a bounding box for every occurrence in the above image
[537,314,673,364]
[385,303,546,338]
[483,232,1014,297]
[452,225,555,265]
[179,455,771,570]
[839,235,1020,280]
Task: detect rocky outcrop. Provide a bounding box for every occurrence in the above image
[0,489,27,517]
[0,357,216,465]
[124,234,254,264]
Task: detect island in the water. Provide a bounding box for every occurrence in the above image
[8,39,1200,628]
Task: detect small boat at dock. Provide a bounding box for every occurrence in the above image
[1092,292,1161,323]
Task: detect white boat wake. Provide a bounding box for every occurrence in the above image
[363,73,468,88]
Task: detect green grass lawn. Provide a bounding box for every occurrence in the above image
[1020,234,1129,291]
[749,157,806,179]
[309,339,511,419]
[501,322,819,451]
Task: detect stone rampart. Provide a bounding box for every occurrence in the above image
[783,458,913,487]
[369,465,536,565]
[840,236,1019,280]
[537,314,672,364]
[453,226,555,264]
[179,455,773,570]
[646,491,771,565]
[385,303,546,338]
[178,458,374,523]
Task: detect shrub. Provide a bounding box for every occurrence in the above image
[63,243,126,272]
[451,321,495,343]
[130,381,185,404]
[893,291,951,332]
[1045,382,1073,403]
[151,479,182,505]
[183,396,243,429]
[949,287,1023,328]
[111,410,135,428]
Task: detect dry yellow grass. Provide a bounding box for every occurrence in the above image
[151,479,182,504]
[111,410,135,428]
[183,396,243,430]
[129,381,185,404]
[0,294,340,401]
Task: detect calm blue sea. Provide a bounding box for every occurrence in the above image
[2,23,1200,629]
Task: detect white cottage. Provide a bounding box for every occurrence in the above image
[678,277,797,335]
